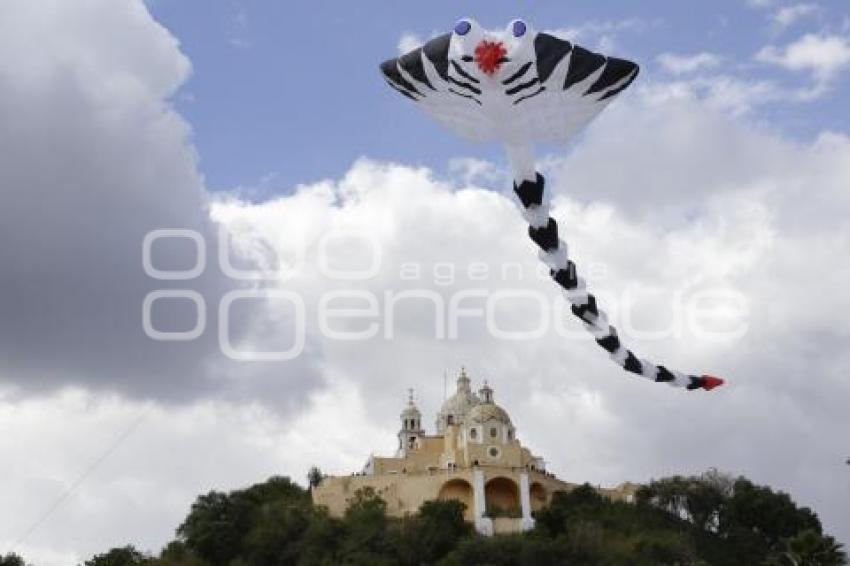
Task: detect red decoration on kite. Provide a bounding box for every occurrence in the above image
[474,40,506,75]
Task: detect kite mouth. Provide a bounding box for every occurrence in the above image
[474,40,508,75]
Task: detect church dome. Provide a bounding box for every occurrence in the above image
[401,403,420,418]
[467,402,512,426]
[467,381,512,426]
[436,368,480,431]
[439,389,479,416]
[401,390,421,418]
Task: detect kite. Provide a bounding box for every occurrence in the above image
[380,18,725,392]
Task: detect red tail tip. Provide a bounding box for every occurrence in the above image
[701,375,725,391]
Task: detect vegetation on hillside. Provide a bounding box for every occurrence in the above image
[3,470,844,565]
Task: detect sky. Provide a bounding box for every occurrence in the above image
[149,0,850,191]
[1,0,850,563]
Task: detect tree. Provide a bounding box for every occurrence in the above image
[722,477,822,551]
[83,545,151,566]
[307,466,323,491]
[239,500,313,566]
[292,506,344,565]
[339,487,398,565]
[765,529,847,566]
[534,484,603,537]
[78,470,845,566]
[176,476,308,565]
[0,554,27,566]
[636,474,725,531]
[410,499,471,563]
[155,541,205,565]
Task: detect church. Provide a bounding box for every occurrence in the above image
[312,368,637,535]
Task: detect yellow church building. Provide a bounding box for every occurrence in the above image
[312,368,637,535]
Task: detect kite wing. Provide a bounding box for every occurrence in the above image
[380,19,638,145]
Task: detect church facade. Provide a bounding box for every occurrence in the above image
[312,369,637,535]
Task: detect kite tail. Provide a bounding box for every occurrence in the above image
[512,172,724,391]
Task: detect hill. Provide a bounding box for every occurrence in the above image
[2,470,845,565]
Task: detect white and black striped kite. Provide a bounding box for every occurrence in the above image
[380,18,724,392]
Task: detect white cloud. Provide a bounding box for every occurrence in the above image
[639,75,782,116]
[447,157,509,188]
[657,52,722,74]
[226,4,251,49]
[548,18,650,52]
[397,32,422,54]
[0,382,387,564]
[550,18,646,41]
[772,3,820,29]
[757,33,850,81]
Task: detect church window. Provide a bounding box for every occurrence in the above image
[490,426,497,438]
[488,446,500,458]
[470,427,477,439]
[447,415,454,425]
[507,429,514,440]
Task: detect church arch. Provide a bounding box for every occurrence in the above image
[438,478,474,521]
[485,476,520,516]
[530,481,547,511]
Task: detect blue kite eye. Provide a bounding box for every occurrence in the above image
[512,20,527,38]
[454,20,471,36]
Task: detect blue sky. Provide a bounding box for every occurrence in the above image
[148,0,850,193]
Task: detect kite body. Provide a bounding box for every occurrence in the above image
[380,19,724,392]
[380,19,638,145]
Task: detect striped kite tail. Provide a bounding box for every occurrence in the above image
[513,172,724,392]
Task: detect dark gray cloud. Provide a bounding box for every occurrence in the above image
[0,0,322,405]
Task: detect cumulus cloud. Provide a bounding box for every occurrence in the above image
[548,18,651,53]
[637,76,782,116]
[0,383,388,564]
[0,0,321,404]
[657,52,722,74]
[649,34,850,110]
[772,3,821,29]
[757,33,850,83]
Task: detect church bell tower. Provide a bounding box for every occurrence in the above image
[397,389,424,456]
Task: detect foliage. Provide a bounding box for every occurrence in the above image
[403,499,471,563]
[765,529,848,566]
[0,554,28,566]
[484,504,523,518]
[175,475,308,565]
[62,470,847,566]
[306,466,323,491]
[83,545,152,566]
